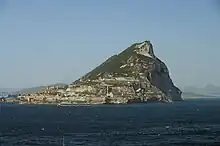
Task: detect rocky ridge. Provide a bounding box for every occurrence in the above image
[5,40,182,104]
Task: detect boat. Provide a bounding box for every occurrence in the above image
[57,103,73,106]
[57,103,79,107]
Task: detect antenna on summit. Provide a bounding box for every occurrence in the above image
[62,136,65,146]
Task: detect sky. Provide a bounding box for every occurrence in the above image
[0,0,220,89]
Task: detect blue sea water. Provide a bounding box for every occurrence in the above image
[0,99,220,146]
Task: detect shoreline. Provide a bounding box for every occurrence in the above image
[1,98,178,106]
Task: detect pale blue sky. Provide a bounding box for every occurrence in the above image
[0,0,220,88]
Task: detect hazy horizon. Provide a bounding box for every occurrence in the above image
[0,0,220,88]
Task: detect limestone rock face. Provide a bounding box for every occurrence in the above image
[18,40,182,104]
[68,40,182,103]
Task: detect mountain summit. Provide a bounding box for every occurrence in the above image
[6,40,182,104]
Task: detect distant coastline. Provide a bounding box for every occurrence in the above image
[182,92,220,99]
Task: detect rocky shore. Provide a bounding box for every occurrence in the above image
[2,40,182,105]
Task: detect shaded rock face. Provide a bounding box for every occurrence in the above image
[150,59,182,101]
[70,40,182,103]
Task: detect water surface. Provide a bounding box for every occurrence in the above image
[0,99,220,145]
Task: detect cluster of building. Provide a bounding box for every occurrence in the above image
[3,73,169,105]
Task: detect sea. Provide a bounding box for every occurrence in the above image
[0,98,220,146]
